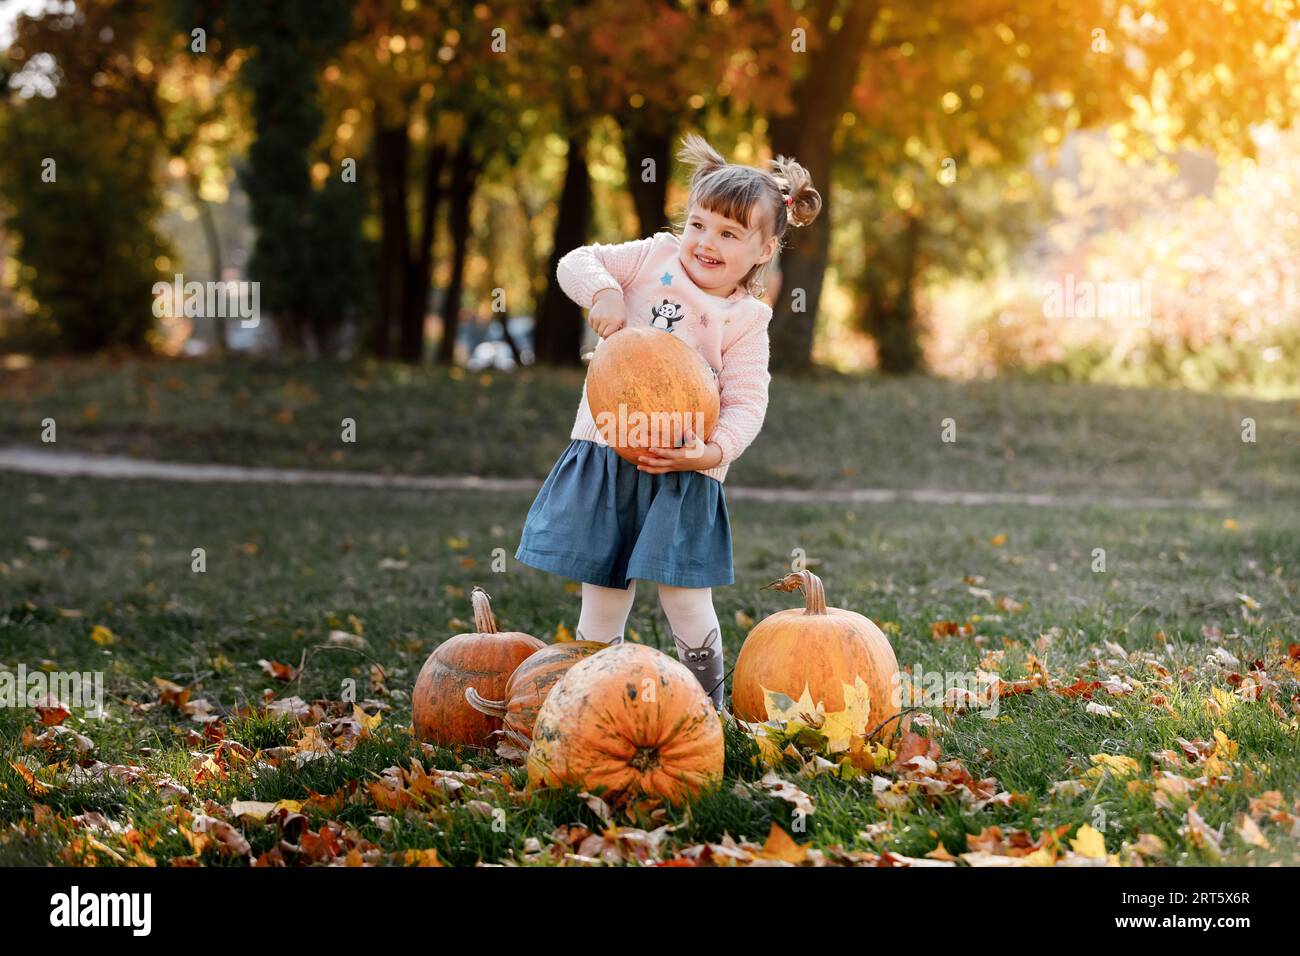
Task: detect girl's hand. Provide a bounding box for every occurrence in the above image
[635,430,724,474]
[588,288,627,338]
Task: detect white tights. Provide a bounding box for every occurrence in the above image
[576,581,725,707]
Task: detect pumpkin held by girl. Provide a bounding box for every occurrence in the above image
[527,642,724,805]
[732,570,902,744]
[584,326,720,464]
[411,587,545,747]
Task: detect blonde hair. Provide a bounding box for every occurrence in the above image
[671,133,823,299]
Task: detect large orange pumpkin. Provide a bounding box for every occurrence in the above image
[585,326,720,464]
[464,639,612,758]
[732,570,902,743]
[527,643,724,805]
[412,587,545,747]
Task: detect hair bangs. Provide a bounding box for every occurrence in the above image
[691,168,766,233]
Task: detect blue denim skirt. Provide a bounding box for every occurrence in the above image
[515,439,734,590]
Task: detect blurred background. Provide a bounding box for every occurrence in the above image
[0,0,1298,395]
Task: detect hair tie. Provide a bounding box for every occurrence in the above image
[784,194,794,207]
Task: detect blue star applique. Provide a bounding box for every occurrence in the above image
[659,272,673,286]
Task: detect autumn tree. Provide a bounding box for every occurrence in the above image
[180,0,361,354]
[329,1,535,362]
[765,0,1300,372]
[0,0,171,352]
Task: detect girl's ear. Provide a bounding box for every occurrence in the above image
[756,234,778,265]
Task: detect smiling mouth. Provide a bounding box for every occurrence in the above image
[695,253,723,268]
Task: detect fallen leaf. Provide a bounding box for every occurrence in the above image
[1070,824,1107,859]
[258,659,302,682]
[327,630,367,649]
[1236,813,1269,849]
[757,822,806,864]
[90,625,119,646]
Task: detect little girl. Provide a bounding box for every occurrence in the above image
[514,133,822,709]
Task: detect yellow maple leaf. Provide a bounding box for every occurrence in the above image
[820,676,873,754]
[353,705,382,733]
[1082,753,1142,781]
[753,733,785,769]
[1022,847,1057,866]
[762,685,824,726]
[758,822,807,864]
[554,622,573,643]
[1212,728,1238,759]
[1070,823,1107,859]
[1210,687,1239,717]
[402,847,444,867]
[90,624,119,646]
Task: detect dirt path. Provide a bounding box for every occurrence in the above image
[0,446,1231,510]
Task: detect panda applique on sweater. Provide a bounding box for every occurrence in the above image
[649,299,687,332]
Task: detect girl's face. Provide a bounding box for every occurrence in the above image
[680,204,778,296]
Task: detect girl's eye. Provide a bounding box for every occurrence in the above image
[723,232,735,239]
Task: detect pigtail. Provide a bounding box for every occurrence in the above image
[677,133,728,191]
[771,154,823,228]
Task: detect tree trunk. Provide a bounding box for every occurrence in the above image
[188,174,227,354]
[510,166,546,314]
[621,115,673,234]
[374,115,410,360]
[436,134,481,365]
[767,1,880,373]
[485,197,525,365]
[399,140,447,363]
[533,131,591,366]
[858,212,924,374]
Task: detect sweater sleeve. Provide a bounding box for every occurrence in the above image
[556,235,660,308]
[709,308,772,467]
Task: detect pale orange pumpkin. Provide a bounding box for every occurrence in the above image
[732,570,902,743]
[412,587,545,747]
[464,639,611,758]
[527,643,724,805]
[585,326,720,464]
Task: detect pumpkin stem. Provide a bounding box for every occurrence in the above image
[470,586,498,634]
[464,686,507,718]
[763,570,827,615]
[629,745,661,772]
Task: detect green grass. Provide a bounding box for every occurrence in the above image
[2,356,1296,500]
[1,463,1296,866]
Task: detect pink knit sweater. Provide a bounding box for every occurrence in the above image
[557,231,773,483]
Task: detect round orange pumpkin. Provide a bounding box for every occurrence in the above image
[464,639,611,756]
[527,643,724,805]
[732,570,902,743]
[584,326,720,464]
[412,587,545,747]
